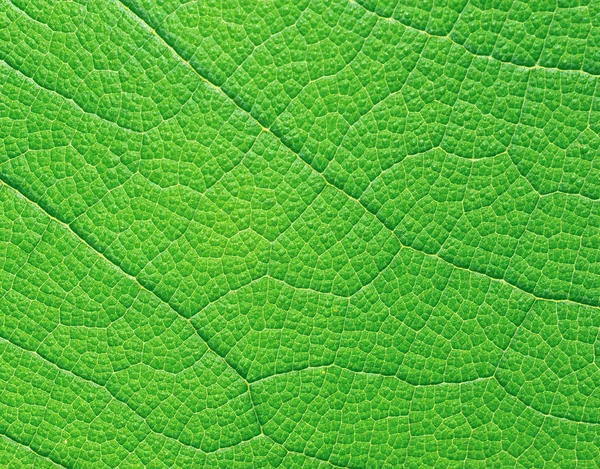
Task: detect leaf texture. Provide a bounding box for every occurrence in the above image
[1,0,600,467]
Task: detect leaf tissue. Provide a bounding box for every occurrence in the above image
[1,0,600,467]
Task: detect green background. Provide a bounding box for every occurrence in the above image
[1,0,600,467]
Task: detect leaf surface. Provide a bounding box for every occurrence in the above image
[1,0,600,467]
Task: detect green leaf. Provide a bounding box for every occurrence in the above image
[1,0,600,467]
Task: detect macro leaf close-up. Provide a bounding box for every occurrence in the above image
[2,0,600,467]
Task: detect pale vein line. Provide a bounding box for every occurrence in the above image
[249,363,494,387]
